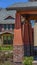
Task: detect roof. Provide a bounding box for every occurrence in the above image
[0,20,15,24]
[4,16,15,20]
[0,9,16,24]
[6,2,37,10]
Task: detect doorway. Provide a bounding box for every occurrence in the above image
[21,14,37,60]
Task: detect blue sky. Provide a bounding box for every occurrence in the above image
[0,0,28,8]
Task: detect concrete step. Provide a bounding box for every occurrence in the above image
[32,61,37,65]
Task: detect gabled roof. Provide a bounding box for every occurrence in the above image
[0,9,16,24]
[4,16,15,20]
[6,2,37,10]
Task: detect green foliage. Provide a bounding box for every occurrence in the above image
[0,45,13,51]
[23,56,33,65]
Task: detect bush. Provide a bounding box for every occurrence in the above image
[23,56,33,65]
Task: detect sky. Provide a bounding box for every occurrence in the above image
[0,0,28,8]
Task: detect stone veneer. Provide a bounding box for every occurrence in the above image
[13,45,24,62]
[13,62,23,65]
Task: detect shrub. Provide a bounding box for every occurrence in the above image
[23,56,33,65]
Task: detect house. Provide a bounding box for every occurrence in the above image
[7,0,37,64]
[0,0,37,65]
[0,9,16,45]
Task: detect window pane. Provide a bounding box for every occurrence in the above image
[30,20,35,28]
[3,35,7,44]
[3,36,7,40]
[7,35,12,44]
[4,24,7,30]
[8,36,11,40]
[8,24,10,30]
[12,24,14,29]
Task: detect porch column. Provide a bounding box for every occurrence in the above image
[13,12,24,63]
[24,21,30,56]
[34,23,37,46]
[29,23,33,56]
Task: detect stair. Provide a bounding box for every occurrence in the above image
[32,61,37,65]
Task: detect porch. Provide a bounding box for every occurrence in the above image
[13,10,37,61]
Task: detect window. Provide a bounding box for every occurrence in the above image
[3,34,13,44]
[3,24,15,30]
